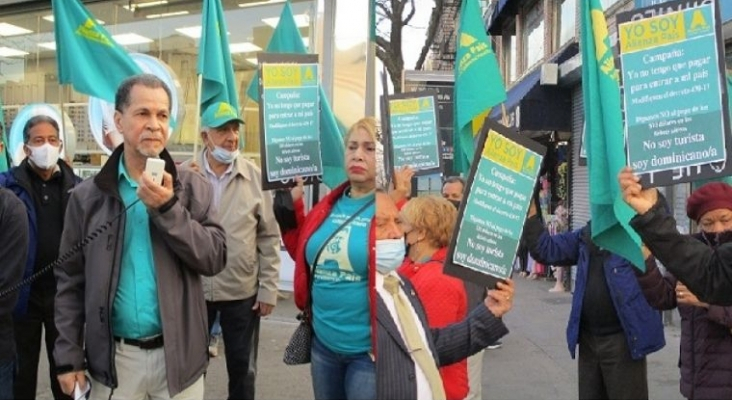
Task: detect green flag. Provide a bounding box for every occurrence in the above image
[52,0,142,103]
[581,0,645,269]
[246,2,346,189]
[0,93,9,173]
[246,2,306,103]
[453,0,507,174]
[198,0,240,116]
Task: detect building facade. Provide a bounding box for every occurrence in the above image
[487,0,732,234]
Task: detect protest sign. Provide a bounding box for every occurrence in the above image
[385,92,442,176]
[618,0,732,186]
[634,0,732,23]
[444,119,545,288]
[258,53,323,190]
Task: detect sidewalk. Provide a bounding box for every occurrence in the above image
[481,276,684,400]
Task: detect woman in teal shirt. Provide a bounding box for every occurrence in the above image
[285,117,377,400]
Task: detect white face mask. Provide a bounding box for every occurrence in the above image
[28,143,60,170]
[210,145,239,164]
[376,239,406,274]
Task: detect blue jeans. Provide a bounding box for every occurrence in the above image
[0,357,14,400]
[210,311,222,337]
[310,335,375,400]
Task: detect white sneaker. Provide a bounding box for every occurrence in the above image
[208,345,218,357]
[486,341,503,350]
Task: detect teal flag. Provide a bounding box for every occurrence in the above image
[582,0,645,269]
[0,93,9,173]
[453,0,506,174]
[198,0,240,116]
[246,2,346,189]
[246,2,306,103]
[52,0,142,103]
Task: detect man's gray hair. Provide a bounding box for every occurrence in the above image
[115,74,172,113]
[23,115,59,143]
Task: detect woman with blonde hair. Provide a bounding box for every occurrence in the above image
[283,117,377,400]
[396,195,471,400]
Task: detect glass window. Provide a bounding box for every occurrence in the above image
[558,0,576,47]
[522,0,545,71]
[501,31,518,85]
[0,0,316,161]
[600,0,619,10]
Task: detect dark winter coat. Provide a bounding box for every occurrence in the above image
[0,159,80,316]
[636,233,732,400]
[630,201,732,305]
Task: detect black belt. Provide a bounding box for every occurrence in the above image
[114,335,164,350]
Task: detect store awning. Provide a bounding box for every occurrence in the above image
[489,43,578,132]
[487,0,520,35]
[490,68,541,120]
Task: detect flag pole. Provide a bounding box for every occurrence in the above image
[59,84,70,163]
[192,73,203,158]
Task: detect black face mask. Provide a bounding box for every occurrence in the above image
[700,230,732,249]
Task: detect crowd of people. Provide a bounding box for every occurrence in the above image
[2,72,732,400]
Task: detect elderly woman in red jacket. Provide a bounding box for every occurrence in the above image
[635,182,732,400]
[396,195,470,400]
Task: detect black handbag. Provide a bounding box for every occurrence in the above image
[282,196,374,365]
[283,312,313,365]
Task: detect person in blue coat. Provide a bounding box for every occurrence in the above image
[523,201,664,400]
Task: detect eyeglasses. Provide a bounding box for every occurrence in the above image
[28,136,62,146]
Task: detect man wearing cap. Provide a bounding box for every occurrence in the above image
[183,101,281,400]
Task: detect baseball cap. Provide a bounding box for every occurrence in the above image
[201,102,244,128]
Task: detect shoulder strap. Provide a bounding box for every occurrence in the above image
[307,196,375,310]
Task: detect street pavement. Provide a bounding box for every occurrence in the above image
[36,277,685,399]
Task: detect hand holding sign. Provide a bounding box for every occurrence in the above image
[389,165,414,203]
[484,278,515,318]
[618,167,659,215]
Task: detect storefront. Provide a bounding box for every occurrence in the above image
[0,0,370,166]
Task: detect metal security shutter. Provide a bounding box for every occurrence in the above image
[570,85,590,230]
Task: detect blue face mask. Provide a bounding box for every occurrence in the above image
[376,239,406,274]
[210,145,239,164]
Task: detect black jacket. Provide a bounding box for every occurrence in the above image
[0,187,29,361]
[636,243,732,400]
[630,200,732,305]
[0,159,80,316]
